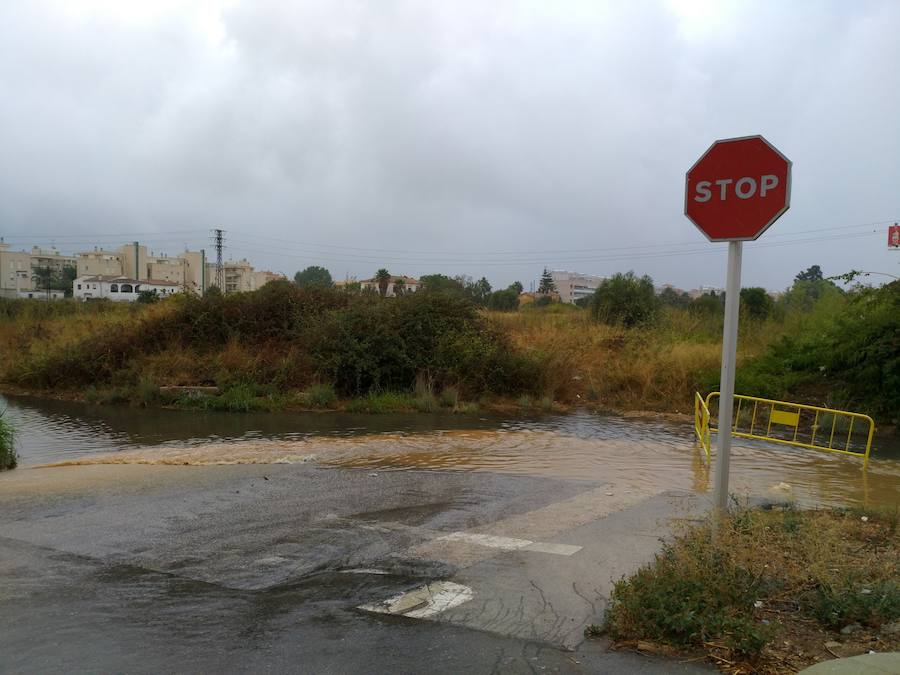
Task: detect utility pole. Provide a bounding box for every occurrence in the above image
[212,229,225,293]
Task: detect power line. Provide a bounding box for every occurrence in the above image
[223,218,896,257]
[225,230,882,267]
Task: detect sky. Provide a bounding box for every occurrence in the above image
[1,0,898,292]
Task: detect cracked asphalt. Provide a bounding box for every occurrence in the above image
[0,461,711,673]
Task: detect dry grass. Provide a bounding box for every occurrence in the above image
[488,306,782,412]
[0,297,795,415]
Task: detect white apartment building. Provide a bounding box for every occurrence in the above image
[73,276,180,302]
[4,238,277,299]
[550,270,607,304]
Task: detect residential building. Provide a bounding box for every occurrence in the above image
[29,246,77,275]
[77,248,124,278]
[180,250,207,295]
[253,270,284,289]
[206,259,255,294]
[0,243,76,298]
[550,270,606,304]
[4,237,271,299]
[73,275,180,302]
[688,285,724,299]
[0,243,33,298]
[359,275,420,297]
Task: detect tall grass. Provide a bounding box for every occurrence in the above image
[0,412,16,471]
[488,305,784,412]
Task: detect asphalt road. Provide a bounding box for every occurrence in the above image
[0,462,710,673]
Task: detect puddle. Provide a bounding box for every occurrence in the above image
[4,395,898,509]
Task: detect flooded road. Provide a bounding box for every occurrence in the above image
[4,394,898,508]
[2,393,898,673]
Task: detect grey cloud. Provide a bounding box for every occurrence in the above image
[1,0,898,289]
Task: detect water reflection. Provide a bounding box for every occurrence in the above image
[3,394,898,509]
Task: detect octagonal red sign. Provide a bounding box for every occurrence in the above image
[685,135,791,241]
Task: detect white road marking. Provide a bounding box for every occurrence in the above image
[434,531,582,556]
[522,542,583,556]
[359,581,474,618]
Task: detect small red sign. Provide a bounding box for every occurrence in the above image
[685,135,792,242]
[889,223,900,248]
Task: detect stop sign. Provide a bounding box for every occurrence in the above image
[685,135,791,241]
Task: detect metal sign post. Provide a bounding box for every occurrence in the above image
[684,135,792,518]
[713,241,742,512]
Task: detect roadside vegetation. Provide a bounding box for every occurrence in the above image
[0,412,15,471]
[0,266,895,422]
[600,504,900,673]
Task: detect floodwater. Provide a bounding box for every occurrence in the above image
[3,394,899,508]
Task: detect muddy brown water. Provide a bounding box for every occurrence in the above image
[3,394,898,508]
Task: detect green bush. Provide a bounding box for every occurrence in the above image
[739,280,898,420]
[605,536,770,655]
[804,578,900,629]
[739,287,774,320]
[590,272,658,327]
[345,391,413,414]
[0,413,16,471]
[310,292,540,397]
[306,383,337,408]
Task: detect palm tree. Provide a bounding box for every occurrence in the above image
[31,266,56,300]
[375,268,391,298]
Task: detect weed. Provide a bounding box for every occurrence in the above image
[306,383,337,408]
[604,506,900,667]
[413,393,437,413]
[0,412,16,471]
[345,392,413,414]
[135,375,160,407]
[584,624,604,638]
[439,386,459,409]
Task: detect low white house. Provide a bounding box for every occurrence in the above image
[73,275,180,302]
[359,275,420,297]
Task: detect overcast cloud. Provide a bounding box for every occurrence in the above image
[1,0,898,290]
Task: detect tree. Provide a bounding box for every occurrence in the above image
[691,291,724,315]
[795,265,823,283]
[486,288,519,311]
[31,266,58,300]
[471,277,492,305]
[740,287,773,319]
[509,281,524,295]
[137,289,160,304]
[659,286,691,308]
[294,266,333,288]
[590,272,658,326]
[393,277,406,296]
[420,274,468,297]
[783,265,842,312]
[538,268,556,295]
[375,269,391,297]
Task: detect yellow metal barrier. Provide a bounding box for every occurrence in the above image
[694,391,712,459]
[695,392,875,466]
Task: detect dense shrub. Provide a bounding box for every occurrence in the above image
[739,287,774,320]
[310,292,540,396]
[739,280,899,419]
[5,282,541,403]
[590,272,658,327]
